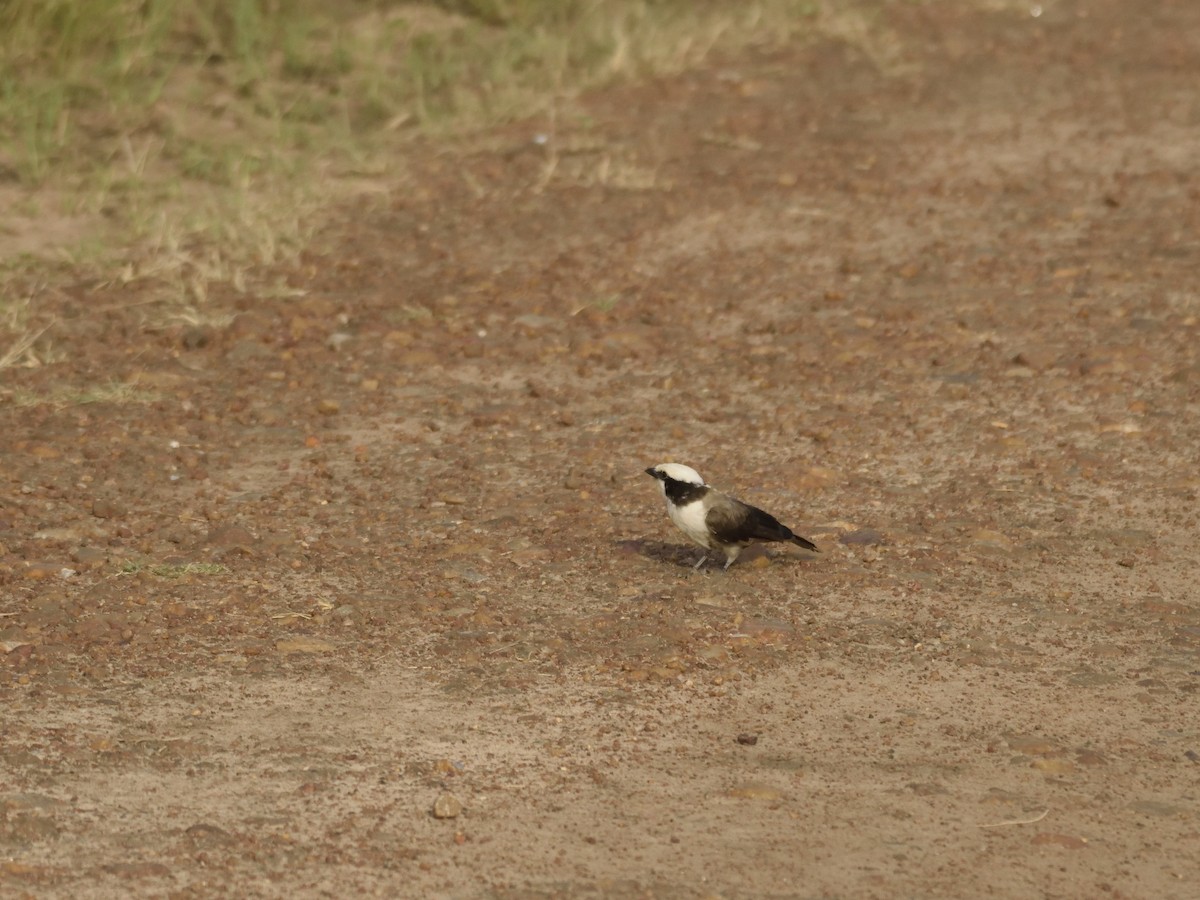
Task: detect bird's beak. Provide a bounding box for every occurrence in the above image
[644,467,658,479]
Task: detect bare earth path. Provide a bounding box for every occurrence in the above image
[3,1,1200,897]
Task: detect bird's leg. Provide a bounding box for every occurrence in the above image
[692,553,708,570]
[722,547,742,571]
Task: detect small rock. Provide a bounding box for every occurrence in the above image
[736,733,759,746]
[91,498,126,519]
[181,325,213,349]
[317,398,340,416]
[432,793,463,819]
[326,332,353,352]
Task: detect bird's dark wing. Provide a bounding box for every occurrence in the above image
[707,496,818,552]
[705,497,783,543]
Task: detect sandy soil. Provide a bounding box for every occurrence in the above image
[3,1,1200,897]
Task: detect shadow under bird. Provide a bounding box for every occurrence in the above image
[645,463,818,570]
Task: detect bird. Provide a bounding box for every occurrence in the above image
[644,463,818,570]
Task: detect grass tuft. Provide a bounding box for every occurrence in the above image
[117,560,231,578]
[5,380,161,409]
[0,1,823,306]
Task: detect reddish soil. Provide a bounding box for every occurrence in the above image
[3,1,1200,897]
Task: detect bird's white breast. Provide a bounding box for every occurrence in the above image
[667,498,715,550]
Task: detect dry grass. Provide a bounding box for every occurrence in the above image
[0,1,820,257]
[2,0,975,332]
[4,380,162,409]
[116,561,231,578]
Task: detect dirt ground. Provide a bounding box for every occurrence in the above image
[3,1,1200,897]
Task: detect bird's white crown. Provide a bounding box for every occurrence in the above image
[652,463,705,485]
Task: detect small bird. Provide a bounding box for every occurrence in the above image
[645,463,818,570]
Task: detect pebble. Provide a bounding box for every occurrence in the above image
[181,325,213,349]
[432,792,463,819]
[91,498,126,519]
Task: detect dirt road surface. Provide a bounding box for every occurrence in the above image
[3,1,1200,896]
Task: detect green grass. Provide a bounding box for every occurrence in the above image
[0,0,823,307]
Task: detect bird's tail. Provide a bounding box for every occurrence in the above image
[791,533,818,552]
